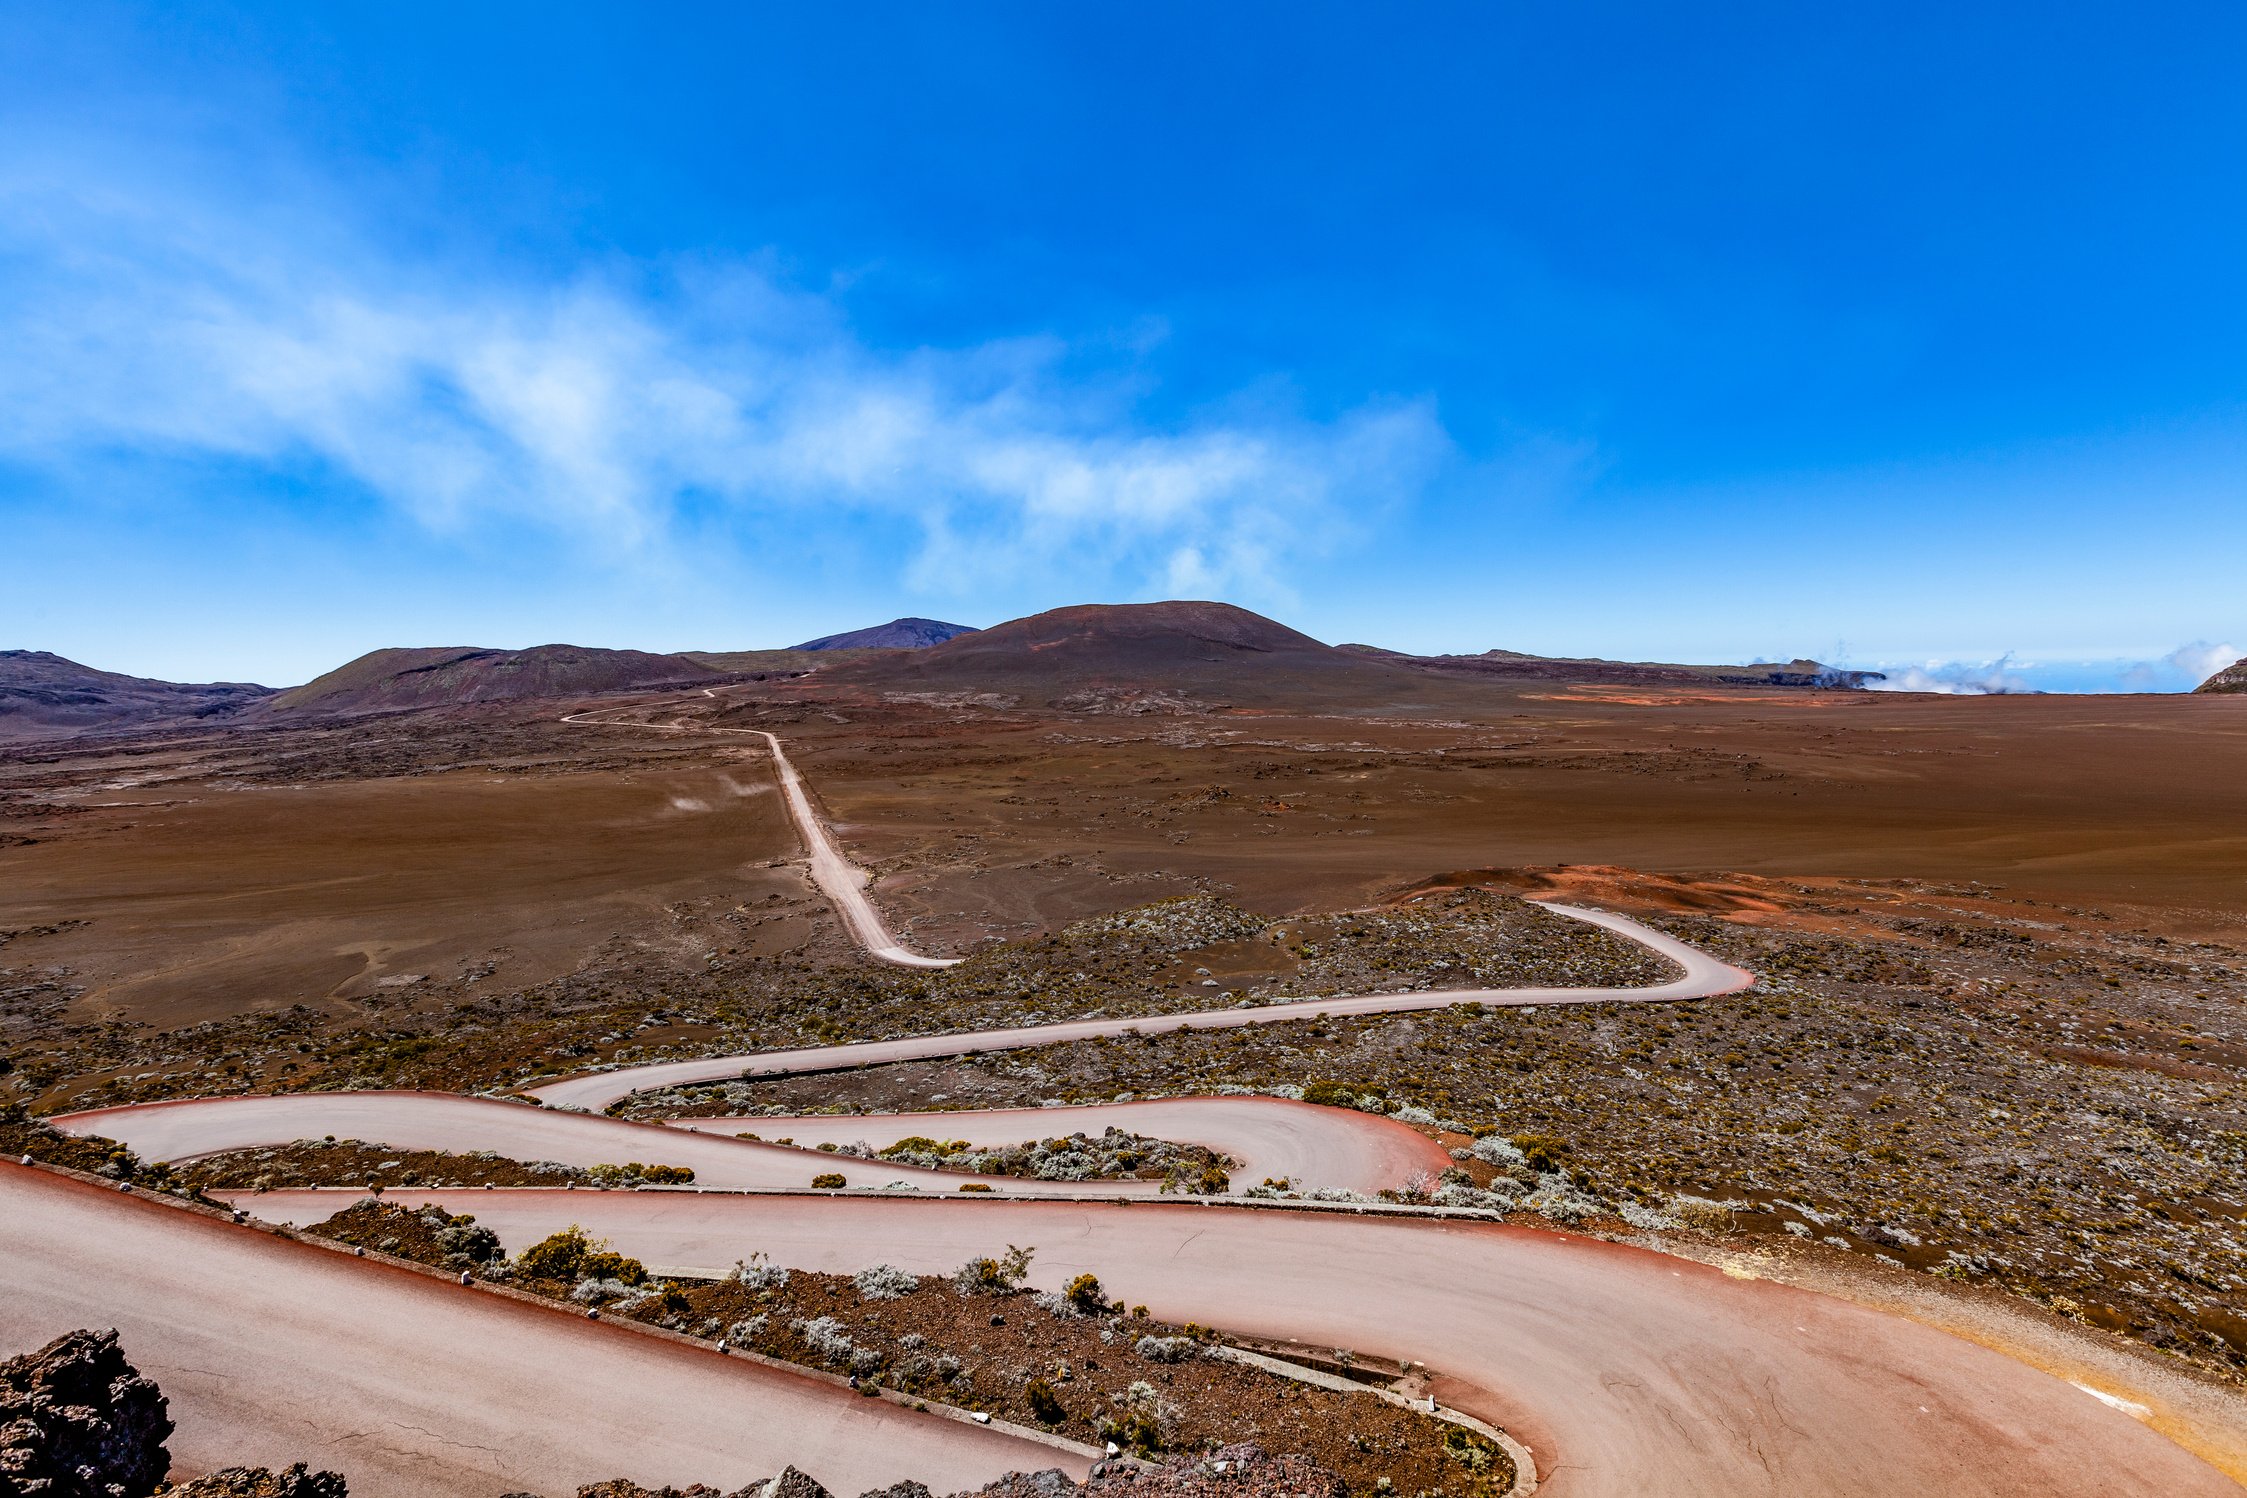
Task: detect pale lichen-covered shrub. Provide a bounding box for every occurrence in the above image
[1133,1334,1198,1364]
[725,1314,768,1342]
[854,1263,920,1299]
[1522,1176,1606,1223]
[1470,1136,1527,1167]
[1432,1183,1515,1212]
[1618,1200,1677,1231]
[796,1315,857,1364]
[728,1254,791,1290]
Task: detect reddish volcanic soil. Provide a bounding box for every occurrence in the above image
[0,758,801,1025]
[736,685,2247,951]
[6,668,2247,1028]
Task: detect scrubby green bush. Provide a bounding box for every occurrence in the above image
[1025,1376,1066,1424]
[953,1244,1035,1293]
[514,1225,646,1286]
[586,1161,695,1186]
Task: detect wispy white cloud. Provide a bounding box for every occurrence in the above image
[2134,640,2240,690]
[0,160,1453,601]
[1866,654,2036,695]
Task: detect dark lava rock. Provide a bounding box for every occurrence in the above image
[0,1328,172,1498]
[955,1446,1343,1498]
[167,1465,348,1497]
[857,1483,933,1498]
[560,1466,837,1498]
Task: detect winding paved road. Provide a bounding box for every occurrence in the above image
[523,901,1748,1114]
[61,1091,1452,1199]
[209,1190,2245,1498]
[15,725,2246,1495]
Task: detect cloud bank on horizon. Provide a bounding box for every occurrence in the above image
[1862,642,2241,695]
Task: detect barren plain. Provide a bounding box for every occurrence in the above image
[5,630,2247,1495]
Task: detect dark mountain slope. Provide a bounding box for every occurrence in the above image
[793,618,977,651]
[0,650,272,740]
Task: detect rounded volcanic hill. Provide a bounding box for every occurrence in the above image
[2194,656,2247,694]
[820,600,1438,712]
[271,644,719,715]
[793,617,977,651]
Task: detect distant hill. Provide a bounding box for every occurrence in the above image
[272,644,720,715]
[0,650,273,740]
[1343,644,1885,690]
[820,600,1433,712]
[793,617,978,651]
[676,648,849,675]
[2195,656,2247,694]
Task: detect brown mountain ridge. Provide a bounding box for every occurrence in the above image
[0,650,273,741]
[271,645,721,716]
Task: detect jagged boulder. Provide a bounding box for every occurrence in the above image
[0,1328,172,1498]
[760,1471,833,1498]
[167,1465,348,1497]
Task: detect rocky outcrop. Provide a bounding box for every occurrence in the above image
[2194,656,2247,693]
[855,1484,932,1498]
[0,1328,172,1498]
[954,1447,1345,1498]
[550,1471,834,1498]
[167,1466,348,1497]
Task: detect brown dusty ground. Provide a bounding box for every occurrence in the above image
[0,706,816,1027]
[725,685,2247,949]
[9,682,2246,1032]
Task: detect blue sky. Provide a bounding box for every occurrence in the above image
[2,3,2242,690]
